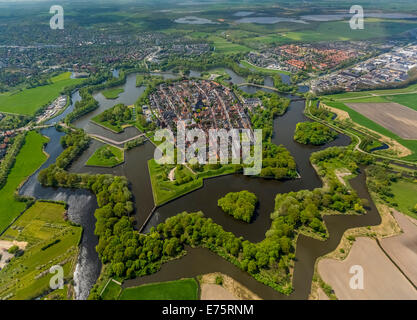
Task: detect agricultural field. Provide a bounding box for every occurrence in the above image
[318,237,417,299]
[291,19,416,41]
[85,144,124,167]
[118,278,199,300]
[101,88,124,99]
[0,131,49,233]
[235,18,417,46]
[380,210,417,286]
[0,72,84,115]
[322,100,417,161]
[345,102,417,140]
[0,201,82,300]
[191,33,251,54]
[328,83,417,100]
[390,180,417,220]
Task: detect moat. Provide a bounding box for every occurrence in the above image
[19,69,382,300]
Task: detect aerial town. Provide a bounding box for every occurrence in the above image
[148,79,252,133]
[310,44,417,93]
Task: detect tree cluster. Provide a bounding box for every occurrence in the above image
[218,190,258,223]
[0,133,25,190]
[97,104,131,126]
[294,121,338,145]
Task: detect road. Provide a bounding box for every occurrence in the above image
[88,133,146,146]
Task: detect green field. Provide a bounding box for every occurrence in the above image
[0,72,85,115]
[101,88,124,99]
[331,94,417,112]
[118,278,199,300]
[0,131,49,232]
[390,180,417,220]
[282,19,417,42]
[327,83,417,100]
[0,201,82,300]
[86,144,124,167]
[210,35,251,53]
[101,280,123,300]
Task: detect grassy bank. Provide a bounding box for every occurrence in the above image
[86,144,124,167]
[0,72,84,115]
[101,88,124,99]
[0,201,82,300]
[148,159,203,206]
[119,278,199,300]
[148,159,241,206]
[0,131,49,233]
[240,60,291,76]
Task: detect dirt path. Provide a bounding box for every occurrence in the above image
[334,169,351,187]
[168,167,176,181]
[200,284,238,300]
[199,273,261,300]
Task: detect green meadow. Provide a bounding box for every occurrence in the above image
[335,93,417,112]
[0,72,84,115]
[0,201,82,300]
[0,131,49,233]
[101,88,124,99]
[327,83,417,100]
[101,280,123,300]
[190,33,251,54]
[281,19,417,42]
[390,180,417,220]
[118,278,199,300]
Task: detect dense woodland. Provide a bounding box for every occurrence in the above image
[294,121,338,145]
[65,88,99,124]
[96,104,132,126]
[0,133,25,190]
[0,114,31,131]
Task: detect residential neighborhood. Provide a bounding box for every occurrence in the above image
[310,44,417,93]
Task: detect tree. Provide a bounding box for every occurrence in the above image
[112,262,125,277]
